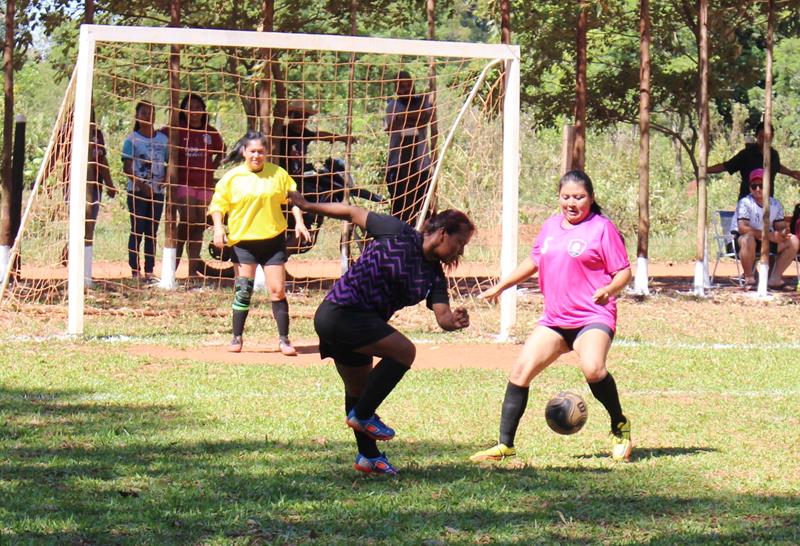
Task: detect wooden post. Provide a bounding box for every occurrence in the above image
[340,0,358,273]
[693,0,709,295]
[84,0,94,24]
[634,0,651,295]
[258,0,274,150]
[1,0,15,249]
[758,0,775,296]
[572,0,588,171]
[160,0,181,288]
[500,0,511,46]
[560,125,576,176]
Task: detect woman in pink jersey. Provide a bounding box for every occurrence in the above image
[174,93,225,278]
[471,170,633,463]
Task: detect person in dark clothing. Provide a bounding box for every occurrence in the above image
[292,194,474,475]
[707,122,800,200]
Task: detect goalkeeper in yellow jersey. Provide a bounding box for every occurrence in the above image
[209,130,311,355]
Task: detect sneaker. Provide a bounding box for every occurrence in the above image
[228,335,243,353]
[354,452,398,475]
[469,443,516,462]
[611,419,632,462]
[346,409,395,441]
[279,339,297,356]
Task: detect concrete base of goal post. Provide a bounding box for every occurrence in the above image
[158,247,178,289]
[632,256,650,296]
[756,262,769,297]
[84,245,94,288]
[0,245,9,282]
[692,260,706,296]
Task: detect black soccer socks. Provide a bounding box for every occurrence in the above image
[499,382,530,447]
[588,372,625,429]
[354,357,409,419]
[271,298,290,339]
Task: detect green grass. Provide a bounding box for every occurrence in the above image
[1,295,799,545]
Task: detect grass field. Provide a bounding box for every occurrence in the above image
[1,290,799,545]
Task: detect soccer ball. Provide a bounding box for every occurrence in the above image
[544,391,588,435]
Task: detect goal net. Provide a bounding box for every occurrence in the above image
[0,25,521,339]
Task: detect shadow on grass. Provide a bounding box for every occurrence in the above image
[1,385,797,545]
[575,446,719,461]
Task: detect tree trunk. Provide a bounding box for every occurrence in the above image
[164,0,181,256]
[427,0,439,163]
[572,0,588,171]
[258,0,274,150]
[500,0,511,46]
[760,0,774,277]
[1,0,16,246]
[693,0,709,293]
[637,0,651,260]
[84,0,94,24]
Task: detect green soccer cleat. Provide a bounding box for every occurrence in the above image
[469,443,516,462]
[611,418,632,462]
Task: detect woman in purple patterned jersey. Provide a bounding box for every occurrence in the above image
[293,195,474,475]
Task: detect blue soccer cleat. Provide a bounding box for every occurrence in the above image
[354,452,398,475]
[346,409,395,441]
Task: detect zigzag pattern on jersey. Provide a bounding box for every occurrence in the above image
[329,231,438,320]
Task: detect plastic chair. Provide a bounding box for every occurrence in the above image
[711,210,743,286]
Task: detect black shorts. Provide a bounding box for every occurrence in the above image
[232,233,288,266]
[730,232,778,256]
[544,323,614,351]
[314,299,396,367]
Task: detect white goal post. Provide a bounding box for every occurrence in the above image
[65,24,521,338]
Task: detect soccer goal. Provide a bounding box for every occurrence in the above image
[0,25,520,339]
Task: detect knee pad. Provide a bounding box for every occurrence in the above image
[232,277,254,311]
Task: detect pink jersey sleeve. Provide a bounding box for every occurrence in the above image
[600,219,630,275]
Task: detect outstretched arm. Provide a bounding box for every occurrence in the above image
[289,190,369,229]
[706,163,726,175]
[480,256,538,304]
[778,164,800,182]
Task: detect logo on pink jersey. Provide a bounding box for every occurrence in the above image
[567,238,587,257]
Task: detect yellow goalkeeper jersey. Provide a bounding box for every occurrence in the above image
[208,163,297,245]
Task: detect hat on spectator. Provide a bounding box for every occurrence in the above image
[749,168,764,182]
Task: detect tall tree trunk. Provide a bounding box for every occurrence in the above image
[572,0,588,171]
[1,0,16,246]
[637,0,650,261]
[759,0,775,279]
[84,0,94,24]
[693,0,709,293]
[427,0,439,162]
[633,0,652,295]
[163,0,181,270]
[500,0,511,45]
[258,0,274,150]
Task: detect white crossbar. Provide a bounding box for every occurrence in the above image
[83,24,519,60]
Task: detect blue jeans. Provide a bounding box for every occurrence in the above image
[127,192,164,274]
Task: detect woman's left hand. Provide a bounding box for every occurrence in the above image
[296,223,312,244]
[592,287,611,305]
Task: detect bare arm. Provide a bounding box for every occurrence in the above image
[432,303,470,331]
[480,256,538,304]
[211,210,227,248]
[592,267,632,305]
[706,163,726,175]
[289,190,369,229]
[291,204,312,243]
[778,164,800,181]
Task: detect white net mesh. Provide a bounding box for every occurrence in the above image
[1,31,514,337]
